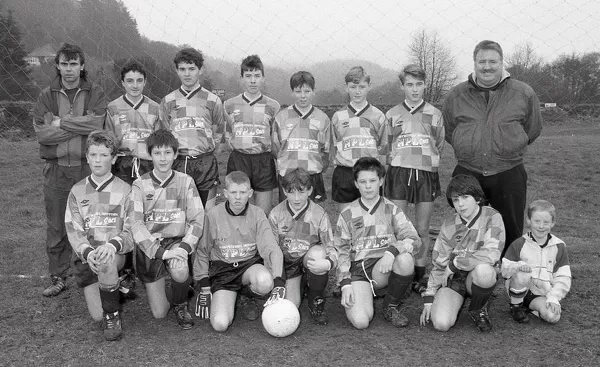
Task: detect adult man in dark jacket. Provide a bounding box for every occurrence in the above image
[443,40,542,256]
[33,43,107,296]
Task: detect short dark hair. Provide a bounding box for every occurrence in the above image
[86,130,118,156]
[353,157,386,181]
[290,71,315,90]
[146,130,178,155]
[55,43,87,80]
[120,59,147,81]
[446,174,486,208]
[282,168,313,192]
[241,55,264,76]
[399,64,426,84]
[174,48,204,69]
[473,40,503,61]
[345,66,370,84]
[225,171,251,190]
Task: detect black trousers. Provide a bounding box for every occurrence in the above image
[452,164,527,257]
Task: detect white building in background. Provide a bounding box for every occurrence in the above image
[25,44,56,66]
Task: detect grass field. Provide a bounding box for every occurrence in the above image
[1,120,599,366]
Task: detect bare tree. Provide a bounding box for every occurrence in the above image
[506,42,544,79]
[407,29,458,103]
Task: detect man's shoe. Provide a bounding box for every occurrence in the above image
[308,297,328,325]
[239,295,260,321]
[510,303,530,324]
[174,303,194,330]
[118,270,138,303]
[103,311,123,341]
[411,278,428,294]
[42,276,66,297]
[382,304,409,327]
[469,307,493,332]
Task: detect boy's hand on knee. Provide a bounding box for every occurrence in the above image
[87,251,100,274]
[95,244,116,264]
[517,261,532,273]
[340,285,354,308]
[378,252,395,274]
[546,301,561,315]
[420,303,432,326]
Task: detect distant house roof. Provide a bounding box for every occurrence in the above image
[29,44,56,57]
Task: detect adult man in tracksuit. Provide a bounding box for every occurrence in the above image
[443,40,543,257]
[33,43,107,297]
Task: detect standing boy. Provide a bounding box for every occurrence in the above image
[336,157,421,329]
[193,171,285,332]
[160,47,226,207]
[65,130,133,341]
[130,130,204,330]
[331,66,388,212]
[385,64,445,293]
[106,60,160,185]
[420,175,504,332]
[33,43,107,297]
[269,168,337,325]
[273,71,331,203]
[502,200,571,324]
[223,55,280,214]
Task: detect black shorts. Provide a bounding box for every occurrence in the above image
[332,166,360,203]
[136,238,184,284]
[73,252,132,288]
[523,290,542,308]
[446,269,470,298]
[384,166,441,203]
[172,153,220,191]
[113,156,153,185]
[227,150,277,191]
[279,172,326,203]
[209,255,264,293]
[284,257,305,280]
[349,258,380,283]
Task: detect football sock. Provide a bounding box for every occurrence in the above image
[414,266,426,282]
[306,271,328,303]
[100,289,120,314]
[469,283,495,311]
[384,272,412,306]
[240,285,263,298]
[172,279,189,305]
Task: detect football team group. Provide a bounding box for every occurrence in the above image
[33,39,571,341]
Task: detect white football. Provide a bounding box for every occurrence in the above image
[261,299,300,338]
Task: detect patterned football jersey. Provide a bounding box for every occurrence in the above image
[386,100,445,172]
[65,175,134,263]
[422,206,505,303]
[105,95,161,160]
[273,105,331,176]
[268,199,337,266]
[159,86,226,156]
[193,202,284,283]
[331,103,388,167]
[129,170,204,259]
[224,93,280,154]
[335,197,421,287]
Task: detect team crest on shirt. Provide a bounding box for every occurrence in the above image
[118,114,127,123]
[146,194,154,200]
[454,235,463,242]
[352,217,364,230]
[342,120,350,128]
[80,199,89,207]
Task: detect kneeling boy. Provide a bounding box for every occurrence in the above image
[193,171,285,332]
[130,130,204,330]
[269,168,337,324]
[420,175,505,332]
[335,157,421,329]
[65,130,134,341]
[502,199,571,324]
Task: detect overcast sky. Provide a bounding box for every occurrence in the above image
[122,0,599,74]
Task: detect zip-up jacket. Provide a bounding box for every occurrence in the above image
[443,72,542,176]
[502,233,571,305]
[33,76,107,166]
